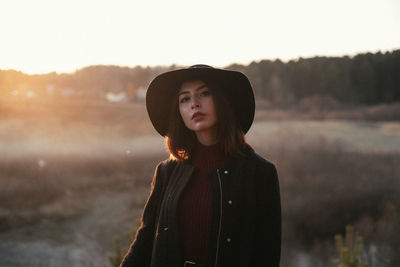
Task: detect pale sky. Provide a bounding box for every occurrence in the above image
[1,0,399,74]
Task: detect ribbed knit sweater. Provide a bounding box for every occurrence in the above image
[178,140,229,263]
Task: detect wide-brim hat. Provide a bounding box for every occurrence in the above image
[146,64,255,136]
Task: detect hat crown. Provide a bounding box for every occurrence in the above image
[189,64,214,69]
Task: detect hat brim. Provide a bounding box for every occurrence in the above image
[146,67,255,136]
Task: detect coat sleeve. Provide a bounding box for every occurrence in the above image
[253,162,282,267]
[120,161,167,267]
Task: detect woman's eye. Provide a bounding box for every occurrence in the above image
[200,90,211,97]
[180,97,189,103]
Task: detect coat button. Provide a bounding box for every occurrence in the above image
[228,200,233,205]
[163,227,168,231]
[224,170,229,174]
[226,237,232,243]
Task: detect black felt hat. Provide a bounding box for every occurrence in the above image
[146,64,255,136]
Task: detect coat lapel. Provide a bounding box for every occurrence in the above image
[164,162,195,266]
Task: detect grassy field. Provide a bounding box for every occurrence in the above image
[248,120,400,153]
[1,100,399,266]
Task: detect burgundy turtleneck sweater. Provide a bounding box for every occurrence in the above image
[178,140,229,263]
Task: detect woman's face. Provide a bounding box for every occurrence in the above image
[178,80,218,137]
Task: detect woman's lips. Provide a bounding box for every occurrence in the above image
[192,112,205,120]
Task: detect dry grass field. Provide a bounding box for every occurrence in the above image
[1,99,399,266]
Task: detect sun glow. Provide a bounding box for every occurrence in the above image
[0,0,399,74]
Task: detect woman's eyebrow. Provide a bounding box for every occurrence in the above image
[178,84,208,96]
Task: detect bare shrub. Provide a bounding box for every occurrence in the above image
[298,95,342,111]
[365,102,400,121]
[254,129,400,264]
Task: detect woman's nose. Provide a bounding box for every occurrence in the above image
[191,97,200,109]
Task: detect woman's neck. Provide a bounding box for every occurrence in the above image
[195,129,218,146]
[191,139,227,170]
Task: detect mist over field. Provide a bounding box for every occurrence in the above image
[1,97,399,267]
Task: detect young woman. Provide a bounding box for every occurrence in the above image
[120,65,281,267]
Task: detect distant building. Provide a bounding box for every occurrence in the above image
[106,92,127,102]
[136,87,147,101]
[26,90,36,98]
[61,88,76,96]
[46,85,56,96]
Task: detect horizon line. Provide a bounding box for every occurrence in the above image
[1,48,398,76]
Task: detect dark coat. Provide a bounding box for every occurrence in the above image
[120,147,281,267]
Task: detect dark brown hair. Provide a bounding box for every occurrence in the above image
[165,79,253,161]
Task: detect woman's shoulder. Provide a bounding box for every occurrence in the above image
[246,149,275,168]
[150,158,179,188]
[243,150,279,191]
[241,150,278,180]
[156,158,179,172]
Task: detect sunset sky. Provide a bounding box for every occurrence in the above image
[1,0,399,74]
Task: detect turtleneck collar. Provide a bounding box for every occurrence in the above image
[190,139,228,172]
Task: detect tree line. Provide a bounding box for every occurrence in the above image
[0,50,399,106]
[228,49,400,106]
